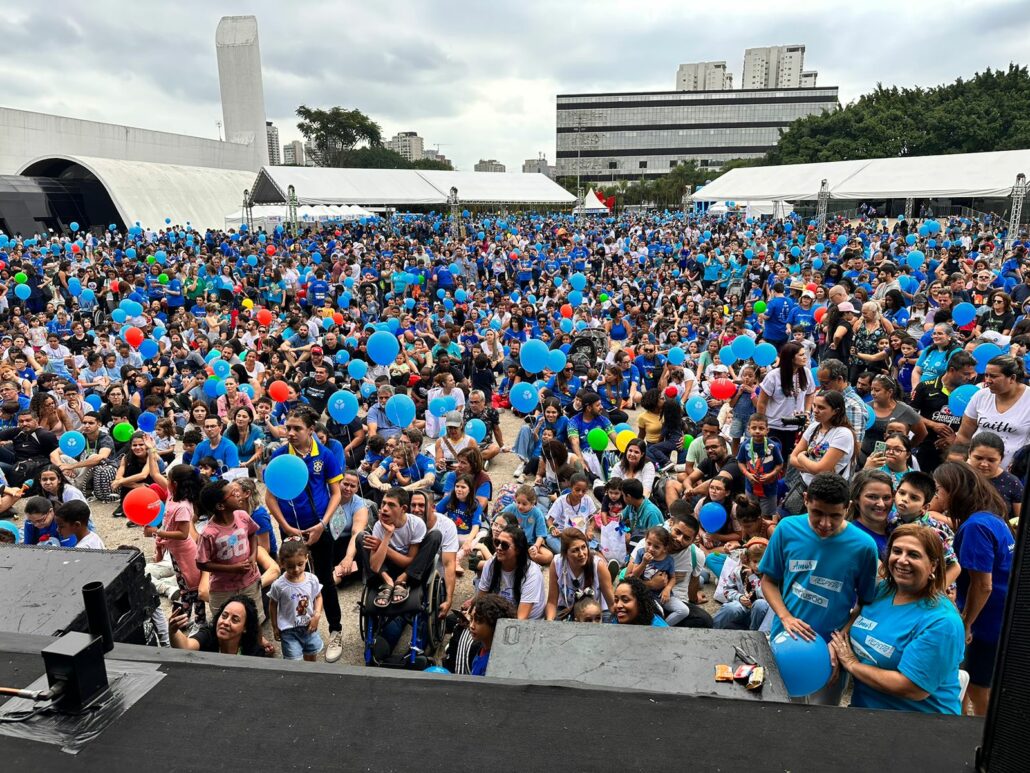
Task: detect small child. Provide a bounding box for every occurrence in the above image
[359,435,390,486]
[896,338,919,396]
[729,365,758,453]
[736,413,784,518]
[545,473,598,552]
[590,477,625,542]
[792,329,816,363]
[713,538,770,630]
[468,593,516,676]
[181,429,202,466]
[572,596,603,623]
[499,485,552,566]
[886,470,959,584]
[736,494,774,541]
[154,417,178,466]
[196,456,221,481]
[268,540,324,662]
[695,478,743,579]
[495,365,519,410]
[627,526,686,625]
[197,480,262,622]
[56,500,105,550]
[436,474,483,566]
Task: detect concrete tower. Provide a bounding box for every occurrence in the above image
[215,15,269,168]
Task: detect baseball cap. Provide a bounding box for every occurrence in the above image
[837,302,858,314]
[801,290,815,299]
[444,410,463,428]
[310,346,323,354]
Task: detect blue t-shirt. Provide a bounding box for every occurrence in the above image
[501,503,549,543]
[251,504,278,557]
[436,495,484,536]
[758,516,879,640]
[268,439,344,530]
[568,413,615,449]
[849,582,964,715]
[193,437,240,473]
[763,296,791,341]
[954,511,1015,642]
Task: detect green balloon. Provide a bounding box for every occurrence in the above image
[683,434,695,450]
[158,273,169,284]
[599,293,609,302]
[112,422,134,442]
[14,272,26,284]
[754,300,767,313]
[146,256,157,265]
[587,427,610,452]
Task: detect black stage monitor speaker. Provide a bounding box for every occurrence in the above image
[977,479,1030,771]
[0,544,158,644]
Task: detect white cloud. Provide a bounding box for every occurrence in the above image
[0,0,1026,171]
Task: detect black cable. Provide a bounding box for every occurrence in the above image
[0,701,56,723]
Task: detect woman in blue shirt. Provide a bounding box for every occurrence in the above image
[830,523,965,714]
[932,462,1015,716]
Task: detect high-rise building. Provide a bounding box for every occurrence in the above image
[474,159,505,173]
[266,121,280,165]
[215,16,270,167]
[742,45,811,89]
[386,131,424,162]
[555,85,838,182]
[522,154,555,178]
[422,148,454,169]
[801,71,819,88]
[675,62,732,91]
[282,139,305,166]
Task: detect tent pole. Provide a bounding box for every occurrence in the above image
[816,179,829,232]
[242,189,253,232]
[287,185,299,234]
[1009,173,1027,242]
[904,197,914,222]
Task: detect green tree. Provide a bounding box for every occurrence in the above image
[336,146,410,169]
[411,157,454,171]
[768,65,1030,164]
[295,106,384,167]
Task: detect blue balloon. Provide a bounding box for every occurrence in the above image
[812,243,825,254]
[686,395,708,422]
[568,290,583,307]
[70,221,79,232]
[67,277,82,296]
[813,258,824,270]
[139,339,159,359]
[699,501,727,533]
[753,342,777,367]
[719,346,737,366]
[667,346,686,366]
[520,339,550,374]
[360,382,377,398]
[137,412,158,433]
[570,273,587,291]
[385,394,416,427]
[367,330,400,365]
[264,454,310,500]
[865,403,876,430]
[906,233,917,245]
[212,359,232,379]
[731,335,756,360]
[906,250,925,270]
[205,350,222,363]
[59,431,86,457]
[790,246,801,258]
[559,318,573,334]
[455,289,467,303]
[348,359,368,380]
[952,302,976,327]
[466,418,487,443]
[771,631,832,698]
[510,382,540,413]
[547,349,567,372]
[948,384,979,417]
[328,390,359,424]
[203,378,225,398]
[424,666,450,674]
[14,284,30,301]
[240,384,255,399]
[973,343,1003,373]
[85,394,102,411]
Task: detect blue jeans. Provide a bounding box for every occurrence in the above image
[712,599,771,631]
[279,625,324,659]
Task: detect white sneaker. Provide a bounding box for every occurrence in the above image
[325,630,344,663]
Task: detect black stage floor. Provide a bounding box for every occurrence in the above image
[0,633,983,772]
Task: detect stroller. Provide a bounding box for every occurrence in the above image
[564,329,610,377]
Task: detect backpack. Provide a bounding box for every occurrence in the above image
[490,482,519,521]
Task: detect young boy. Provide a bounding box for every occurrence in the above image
[887,470,960,585]
[56,500,105,550]
[181,429,202,466]
[713,537,770,631]
[736,413,784,518]
[758,472,878,705]
[468,594,516,676]
[268,539,324,662]
[365,487,427,607]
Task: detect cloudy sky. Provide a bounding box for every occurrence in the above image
[1,0,1027,171]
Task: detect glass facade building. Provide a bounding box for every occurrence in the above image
[555,87,839,182]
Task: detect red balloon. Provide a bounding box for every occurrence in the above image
[806,283,818,292]
[560,304,573,318]
[125,326,144,347]
[664,386,679,399]
[814,307,827,323]
[266,245,276,256]
[71,244,81,253]
[124,487,161,526]
[110,280,119,293]
[256,308,273,326]
[333,312,344,325]
[268,380,290,402]
[297,289,307,300]
[711,378,737,401]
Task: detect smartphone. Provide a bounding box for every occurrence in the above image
[171,600,190,620]
[873,441,887,455]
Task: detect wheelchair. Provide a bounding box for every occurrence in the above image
[357,530,447,669]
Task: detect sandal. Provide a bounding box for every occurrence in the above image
[374,584,394,608]
[391,582,410,605]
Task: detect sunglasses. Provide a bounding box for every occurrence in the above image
[495,541,513,551]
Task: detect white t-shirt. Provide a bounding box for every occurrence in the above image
[799,423,856,485]
[663,525,707,603]
[372,515,427,555]
[760,368,817,430]
[963,386,1030,467]
[546,495,598,532]
[431,514,460,554]
[268,572,324,629]
[477,558,547,619]
[75,531,106,550]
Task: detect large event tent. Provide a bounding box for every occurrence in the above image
[248,166,576,207]
[691,149,1030,203]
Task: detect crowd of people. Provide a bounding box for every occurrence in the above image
[0,205,1023,716]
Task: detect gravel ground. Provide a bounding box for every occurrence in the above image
[37,406,725,668]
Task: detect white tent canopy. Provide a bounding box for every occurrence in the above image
[249,166,576,207]
[707,200,794,218]
[576,189,609,213]
[224,204,374,230]
[692,148,1030,203]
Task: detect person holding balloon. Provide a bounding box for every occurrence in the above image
[52,411,120,503]
[755,341,816,460]
[112,431,168,520]
[759,473,879,704]
[954,354,1030,467]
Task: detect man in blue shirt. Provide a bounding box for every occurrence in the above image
[634,341,666,391]
[759,472,878,705]
[568,391,616,471]
[762,282,792,347]
[194,416,240,473]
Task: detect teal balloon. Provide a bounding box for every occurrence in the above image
[466,418,487,443]
[570,273,587,291]
[865,403,875,430]
[731,336,755,360]
[348,360,368,380]
[367,331,399,365]
[385,394,416,427]
[212,359,231,379]
[719,346,737,366]
[771,631,832,698]
[520,339,550,374]
[686,395,708,422]
[328,390,359,424]
[14,284,30,300]
[948,384,978,417]
[753,342,777,367]
[667,346,685,366]
[547,349,567,372]
[510,382,540,413]
[264,454,310,500]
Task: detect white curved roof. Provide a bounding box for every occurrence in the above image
[691,148,1030,202]
[250,166,576,206]
[18,154,256,229]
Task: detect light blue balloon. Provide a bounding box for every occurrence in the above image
[547,349,567,372]
[466,418,487,443]
[264,454,310,500]
[367,330,400,365]
[865,403,876,430]
[753,342,777,367]
[510,382,540,413]
[730,336,756,360]
[328,390,359,423]
[14,284,30,301]
[570,273,587,291]
[719,346,737,366]
[59,431,86,457]
[520,339,550,374]
[667,346,686,366]
[347,360,368,380]
[686,395,708,422]
[385,394,416,426]
[947,384,978,417]
[212,359,231,379]
[568,290,583,306]
[771,631,832,698]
